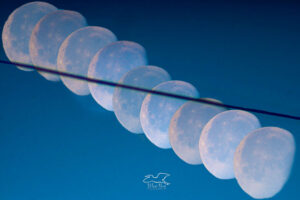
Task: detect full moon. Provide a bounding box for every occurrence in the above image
[2,1,57,71]
[140,80,199,149]
[88,41,148,111]
[199,110,261,179]
[57,26,117,95]
[169,99,226,165]
[113,66,171,134]
[29,10,87,81]
[234,127,295,199]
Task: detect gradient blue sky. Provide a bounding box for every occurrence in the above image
[0,0,299,199]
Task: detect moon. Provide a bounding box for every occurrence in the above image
[29,10,87,81]
[113,66,171,134]
[88,41,148,111]
[140,80,199,149]
[199,110,261,179]
[234,127,295,199]
[57,26,117,95]
[169,99,226,165]
[2,1,57,71]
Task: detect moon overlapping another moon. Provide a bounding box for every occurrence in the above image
[140,80,199,149]
[169,99,226,165]
[2,1,57,71]
[199,110,261,179]
[29,10,87,81]
[88,41,148,111]
[1,3,297,199]
[113,66,171,134]
[234,127,295,199]
[57,26,117,95]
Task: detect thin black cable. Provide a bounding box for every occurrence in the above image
[1,59,299,120]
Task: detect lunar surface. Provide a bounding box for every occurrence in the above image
[169,99,226,165]
[88,41,148,111]
[234,127,295,199]
[29,10,87,81]
[113,66,171,134]
[2,1,57,71]
[140,80,199,149]
[199,110,261,179]
[57,26,117,95]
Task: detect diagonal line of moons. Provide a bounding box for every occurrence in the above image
[0,59,299,120]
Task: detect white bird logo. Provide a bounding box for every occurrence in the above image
[143,172,170,185]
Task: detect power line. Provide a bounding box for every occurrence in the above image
[1,59,299,120]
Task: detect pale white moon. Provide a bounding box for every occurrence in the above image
[140,80,199,149]
[2,1,57,71]
[234,127,295,199]
[88,41,148,111]
[169,99,226,165]
[57,26,117,95]
[113,66,171,134]
[29,10,87,81]
[199,110,261,179]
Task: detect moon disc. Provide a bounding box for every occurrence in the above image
[199,110,261,179]
[2,1,57,71]
[140,80,199,149]
[169,99,226,165]
[88,41,148,111]
[113,66,171,134]
[29,10,87,81]
[57,26,117,95]
[234,127,295,199]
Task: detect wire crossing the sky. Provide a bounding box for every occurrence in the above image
[1,59,299,120]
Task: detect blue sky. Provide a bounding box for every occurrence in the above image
[0,0,299,199]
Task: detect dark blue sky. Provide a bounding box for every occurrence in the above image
[0,0,299,199]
